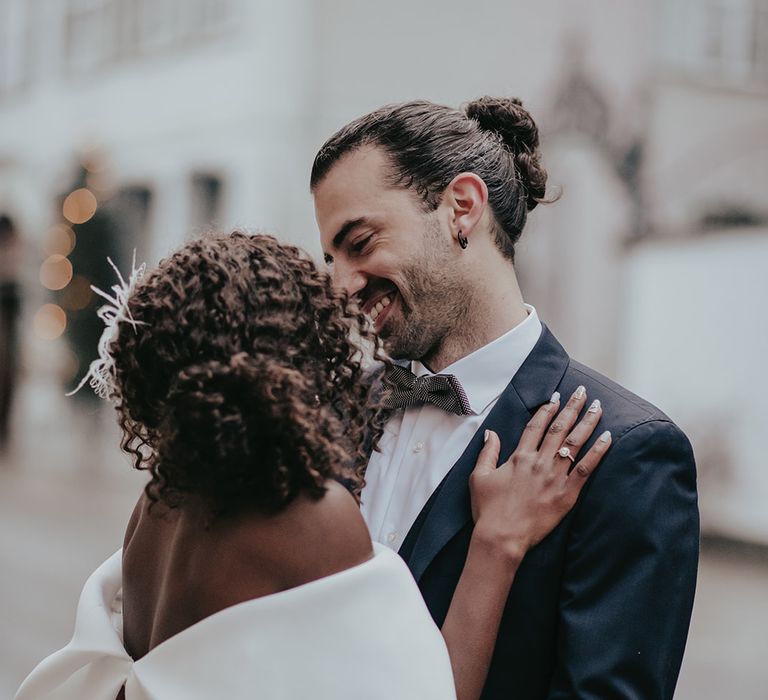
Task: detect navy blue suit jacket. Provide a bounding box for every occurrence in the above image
[396,326,699,699]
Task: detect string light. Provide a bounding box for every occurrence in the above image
[33,304,67,340]
[40,254,74,291]
[43,223,76,256]
[62,188,97,224]
[59,275,93,310]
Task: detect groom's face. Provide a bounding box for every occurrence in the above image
[314,146,465,362]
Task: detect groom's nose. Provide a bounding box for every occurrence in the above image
[332,259,367,298]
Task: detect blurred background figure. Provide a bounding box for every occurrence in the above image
[0,0,766,698]
[0,214,21,455]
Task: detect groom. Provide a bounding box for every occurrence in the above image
[311,98,698,699]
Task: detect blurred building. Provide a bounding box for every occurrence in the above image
[521,0,768,545]
[0,0,766,542]
[622,0,768,544]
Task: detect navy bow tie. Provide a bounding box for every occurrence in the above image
[382,364,473,416]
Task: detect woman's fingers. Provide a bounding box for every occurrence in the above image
[538,386,588,456]
[469,430,502,523]
[564,430,612,499]
[471,429,501,478]
[516,393,561,454]
[556,399,604,471]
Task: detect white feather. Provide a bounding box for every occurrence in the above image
[66,250,147,402]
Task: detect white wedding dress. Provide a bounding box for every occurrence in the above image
[15,544,456,700]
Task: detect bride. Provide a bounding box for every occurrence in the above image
[15,231,610,700]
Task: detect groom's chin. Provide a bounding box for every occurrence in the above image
[383,331,426,364]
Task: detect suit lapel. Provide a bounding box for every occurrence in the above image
[402,325,571,582]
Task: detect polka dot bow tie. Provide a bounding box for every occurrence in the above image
[382,364,473,416]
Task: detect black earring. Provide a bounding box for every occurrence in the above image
[458,229,468,249]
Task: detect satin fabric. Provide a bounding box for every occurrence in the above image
[16,544,456,700]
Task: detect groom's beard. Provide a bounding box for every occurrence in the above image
[382,260,474,367]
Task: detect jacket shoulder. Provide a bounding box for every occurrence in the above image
[564,360,680,437]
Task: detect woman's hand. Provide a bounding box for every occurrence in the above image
[469,386,612,565]
[443,387,611,700]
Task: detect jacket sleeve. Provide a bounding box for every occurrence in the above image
[547,419,699,699]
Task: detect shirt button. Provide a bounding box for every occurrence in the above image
[413,441,424,453]
[386,532,398,544]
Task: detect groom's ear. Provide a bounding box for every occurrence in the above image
[442,172,489,243]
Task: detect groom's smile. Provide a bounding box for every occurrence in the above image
[314,148,424,343]
[361,283,397,330]
[313,145,474,365]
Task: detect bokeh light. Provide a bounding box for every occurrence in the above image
[62,188,97,224]
[59,346,81,385]
[39,255,74,291]
[42,223,76,256]
[85,170,112,196]
[59,275,93,310]
[33,304,67,340]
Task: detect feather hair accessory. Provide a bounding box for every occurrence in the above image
[66,250,147,402]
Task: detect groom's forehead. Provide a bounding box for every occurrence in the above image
[316,145,392,194]
[314,148,404,231]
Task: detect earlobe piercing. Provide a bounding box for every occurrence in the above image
[457,229,468,249]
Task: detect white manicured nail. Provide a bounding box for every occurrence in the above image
[588,399,601,413]
[550,391,560,404]
[599,430,611,442]
[484,430,490,443]
[574,385,586,399]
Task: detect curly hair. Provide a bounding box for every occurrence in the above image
[108,231,386,517]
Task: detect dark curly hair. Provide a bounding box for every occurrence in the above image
[108,231,386,517]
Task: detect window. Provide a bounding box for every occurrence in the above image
[190,172,224,233]
[63,0,241,74]
[0,0,33,96]
[63,0,120,74]
[108,184,153,262]
[661,0,768,86]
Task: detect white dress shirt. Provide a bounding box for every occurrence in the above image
[361,305,543,550]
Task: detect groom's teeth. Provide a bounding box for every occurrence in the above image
[369,293,394,322]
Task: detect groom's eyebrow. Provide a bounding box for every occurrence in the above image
[332,217,369,250]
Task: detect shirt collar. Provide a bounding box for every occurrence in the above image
[411,304,542,415]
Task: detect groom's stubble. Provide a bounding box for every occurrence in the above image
[381,217,477,370]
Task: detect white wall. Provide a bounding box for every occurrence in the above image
[645,79,768,232]
[619,229,768,543]
[516,135,633,377]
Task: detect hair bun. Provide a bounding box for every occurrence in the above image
[465,96,538,151]
[166,352,302,447]
[158,353,311,508]
[464,96,546,211]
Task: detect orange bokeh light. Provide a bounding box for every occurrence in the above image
[42,223,76,256]
[62,188,97,224]
[33,304,67,340]
[40,254,74,291]
[60,275,93,310]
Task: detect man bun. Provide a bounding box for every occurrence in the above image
[464,96,547,211]
[312,96,552,261]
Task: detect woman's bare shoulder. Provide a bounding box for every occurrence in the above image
[122,482,373,608]
[232,480,374,590]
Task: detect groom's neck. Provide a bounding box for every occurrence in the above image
[420,268,528,373]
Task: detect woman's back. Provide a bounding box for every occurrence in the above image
[16,483,456,700]
[14,233,457,699]
[122,480,374,660]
